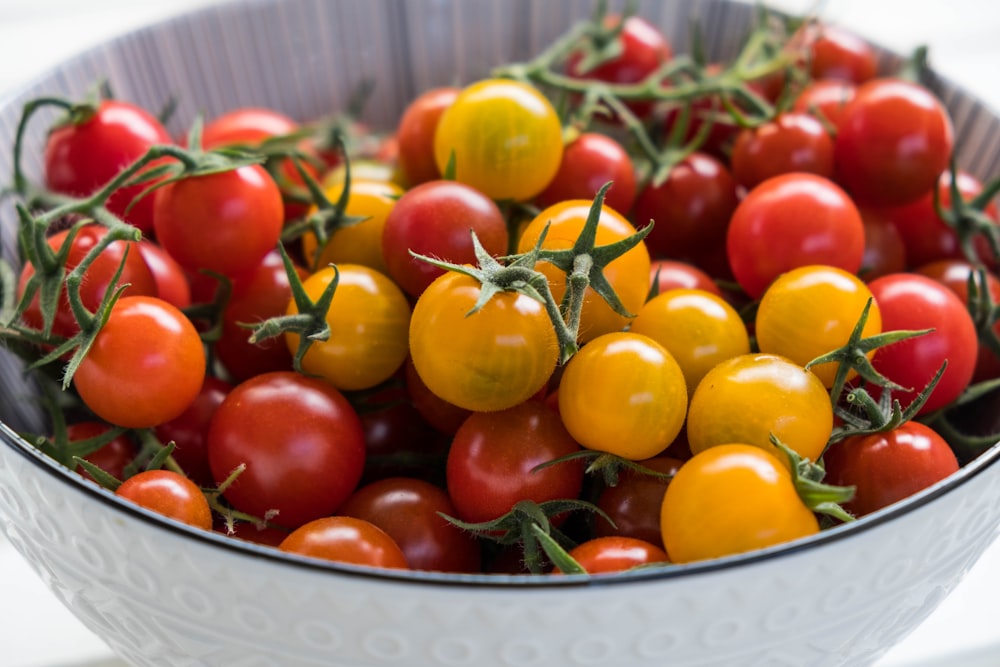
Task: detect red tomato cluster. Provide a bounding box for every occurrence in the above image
[8,9,998,575]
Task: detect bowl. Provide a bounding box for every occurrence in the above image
[2,1,1000,666]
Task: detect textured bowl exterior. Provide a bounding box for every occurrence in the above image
[2,1,1000,666]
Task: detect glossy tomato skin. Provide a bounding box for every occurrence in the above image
[594,456,683,548]
[726,173,865,299]
[661,444,820,563]
[279,516,409,569]
[823,421,959,517]
[136,240,192,310]
[153,164,284,277]
[533,132,637,216]
[207,371,366,529]
[558,332,688,460]
[154,376,232,487]
[339,477,481,573]
[74,296,206,429]
[792,79,856,129]
[868,273,978,414]
[382,180,508,298]
[834,78,954,207]
[859,207,908,281]
[805,24,877,84]
[446,401,585,524]
[649,259,722,297]
[115,469,212,531]
[559,536,670,574]
[409,271,558,412]
[44,99,172,233]
[396,87,460,186]
[434,78,563,201]
[730,113,835,190]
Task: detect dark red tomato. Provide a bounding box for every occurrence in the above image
[136,240,191,310]
[43,99,172,233]
[381,180,508,298]
[882,170,1000,270]
[403,358,472,435]
[727,173,865,299]
[216,519,289,547]
[534,132,637,216]
[859,207,907,281]
[558,536,669,574]
[805,24,878,84]
[396,87,460,186]
[206,371,365,529]
[823,421,959,517]
[18,224,158,339]
[633,152,738,262]
[215,249,306,381]
[565,14,673,120]
[155,376,232,486]
[446,401,585,524]
[868,273,978,415]
[153,164,284,277]
[649,259,722,297]
[730,113,835,190]
[339,477,481,573]
[834,78,954,207]
[279,516,409,569]
[115,469,213,530]
[792,79,856,129]
[64,421,137,482]
[594,456,683,548]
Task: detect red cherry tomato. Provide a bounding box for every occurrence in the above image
[534,132,637,216]
[154,376,232,487]
[730,113,835,190]
[116,469,212,531]
[792,79,856,129]
[649,259,722,297]
[279,516,409,569]
[396,87,460,186]
[63,421,137,482]
[559,536,670,574]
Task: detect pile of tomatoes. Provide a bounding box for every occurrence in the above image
[3,4,1000,576]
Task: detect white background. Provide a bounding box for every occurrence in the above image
[1,1,1000,666]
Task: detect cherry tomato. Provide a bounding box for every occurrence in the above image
[726,173,865,299]
[649,259,722,297]
[686,353,833,463]
[534,132,637,216]
[594,456,683,548]
[339,477,481,572]
[868,272,978,414]
[403,358,473,435]
[381,180,508,299]
[834,78,954,207]
[279,516,409,569]
[823,421,959,517]
[136,240,192,310]
[730,113,835,190]
[446,400,585,524]
[153,163,284,277]
[559,536,670,574]
[63,421,137,482]
[434,78,563,201]
[558,332,688,460]
[154,376,232,487]
[792,79,856,129]
[74,296,206,429]
[804,24,877,84]
[661,444,819,563]
[116,469,212,531]
[396,87,460,186]
[409,271,558,412]
[206,371,366,529]
[285,264,411,392]
[756,265,882,387]
[859,207,908,281]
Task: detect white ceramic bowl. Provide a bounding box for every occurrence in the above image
[2,1,1000,666]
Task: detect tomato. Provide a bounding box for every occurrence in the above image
[804,24,877,84]
[279,516,409,569]
[285,264,411,392]
[730,113,835,190]
[792,79,856,129]
[206,371,365,529]
[74,296,206,429]
[756,265,882,387]
[154,376,232,487]
[594,456,683,548]
[868,273,978,414]
[433,78,563,201]
[559,536,670,574]
[153,163,284,277]
[834,78,954,207]
[533,132,637,216]
[686,353,833,463]
[517,200,650,343]
[409,271,558,412]
[403,358,473,435]
[859,207,908,281]
[649,259,722,297]
[446,401,585,524]
[660,444,820,563]
[823,421,959,517]
[63,421,137,482]
[43,99,172,233]
[396,87,460,186]
[558,332,688,460]
[136,240,192,310]
[726,173,865,299]
[339,477,481,572]
[632,152,738,263]
[115,469,212,531]
[381,180,508,299]
[301,179,404,274]
[630,289,750,395]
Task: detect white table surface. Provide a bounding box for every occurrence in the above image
[2,1,1000,666]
